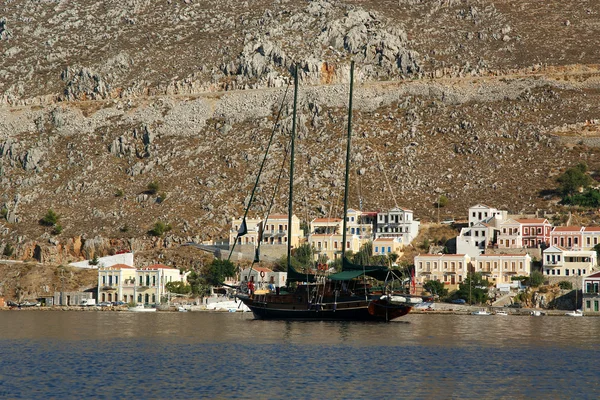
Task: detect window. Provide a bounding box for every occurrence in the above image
[115,276,119,285]
[152,276,156,286]
[375,246,379,253]
[102,276,106,285]
[139,276,143,285]
[586,300,591,310]
[388,247,391,253]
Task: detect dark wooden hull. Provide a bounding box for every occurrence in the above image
[237,294,412,322]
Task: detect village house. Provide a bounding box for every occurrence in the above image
[375,207,420,244]
[456,221,498,257]
[229,214,303,247]
[550,226,600,251]
[413,254,470,289]
[98,263,188,305]
[497,218,552,249]
[308,233,363,262]
[372,237,403,258]
[471,253,531,290]
[542,246,597,278]
[346,209,376,239]
[468,204,507,227]
[582,271,600,313]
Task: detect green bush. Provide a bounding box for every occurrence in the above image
[115,189,124,197]
[0,207,7,219]
[527,271,544,287]
[52,224,63,235]
[89,255,100,266]
[558,281,573,290]
[40,209,59,226]
[2,243,14,257]
[120,224,129,233]
[147,181,160,195]
[149,221,172,237]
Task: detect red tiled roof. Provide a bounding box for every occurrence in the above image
[103,263,135,269]
[312,218,342,223]
[416,254,466,258]
[584,227,600,232]
[515,218,549,224]
[373,238,397,242]
[585,271,600,279]
[478,253,528,257]
[266,214,288,220]
[552,226,583,232]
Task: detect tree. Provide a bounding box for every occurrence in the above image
[186,271,211,296]
[594,243,600,260]
[205,259,236,286]
[40,209,59,226]
[456,272,490,305]
[52,224,63,235]
[388,253,399,266]
[423,280,448,297]
[558,281,572,290]
[89,254,100,266]
[436,195,449,208]
[165,281,192,294]
[149,221,172,236]
[526,270,544,287]
[147,181,160,195]
[556,163,593,196]
[292,243,313,269]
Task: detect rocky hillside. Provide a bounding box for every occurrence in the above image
[1,0,600,264]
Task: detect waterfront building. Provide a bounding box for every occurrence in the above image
[97,263,188,304]
[542,246,597,277]
[375,207,420,244]
[414,254,470,289]
[346,209,376,239]
[471,253,531,289]
[97,264,136,303]
[582,271,600,313]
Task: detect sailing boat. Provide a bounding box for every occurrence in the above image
[236,62,422,321]
[565,279,583,317]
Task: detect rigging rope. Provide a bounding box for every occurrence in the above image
[227,83,291,263]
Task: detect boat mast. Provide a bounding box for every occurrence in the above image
[287,65,299,272]
[341,61,354,261]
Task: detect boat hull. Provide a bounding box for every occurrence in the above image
[237,295,412,322]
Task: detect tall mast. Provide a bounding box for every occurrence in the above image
[287,65,299,272]
[341,61,354,261]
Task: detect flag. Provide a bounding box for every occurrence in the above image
[238,218,248,236]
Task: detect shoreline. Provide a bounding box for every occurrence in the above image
[1,305,597,316]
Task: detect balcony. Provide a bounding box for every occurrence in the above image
[101,286,117,291]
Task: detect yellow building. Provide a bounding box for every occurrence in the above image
[372,237,404,258]
[229,214,304,248]
[97,264,136,303]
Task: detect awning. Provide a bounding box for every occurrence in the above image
[329,270,366,281]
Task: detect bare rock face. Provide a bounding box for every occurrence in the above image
[60,67,110,101]
[0,17,12,41]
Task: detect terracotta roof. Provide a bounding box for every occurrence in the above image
[584,227,600,232]
[477,254,528,257]
[243,267,273,273]
[416,254,467,258]
[312,218,342,223]
[552,226,583,232]
[373,237,398,242]
[515,218,549,224]
[585,271,600,279]
[102,263,135,269]
[309,234,342,238]
[266,214,289,220]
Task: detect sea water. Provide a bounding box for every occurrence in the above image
[0,311,598,399]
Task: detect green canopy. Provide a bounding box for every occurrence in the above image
[328,270,366,281]
[287,265,316,283]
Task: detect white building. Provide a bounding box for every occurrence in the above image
[542,246,597,278]
[456,221,497,257]
[468,204,507,227]
[375,207,420,244]
[98,263,188,305]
